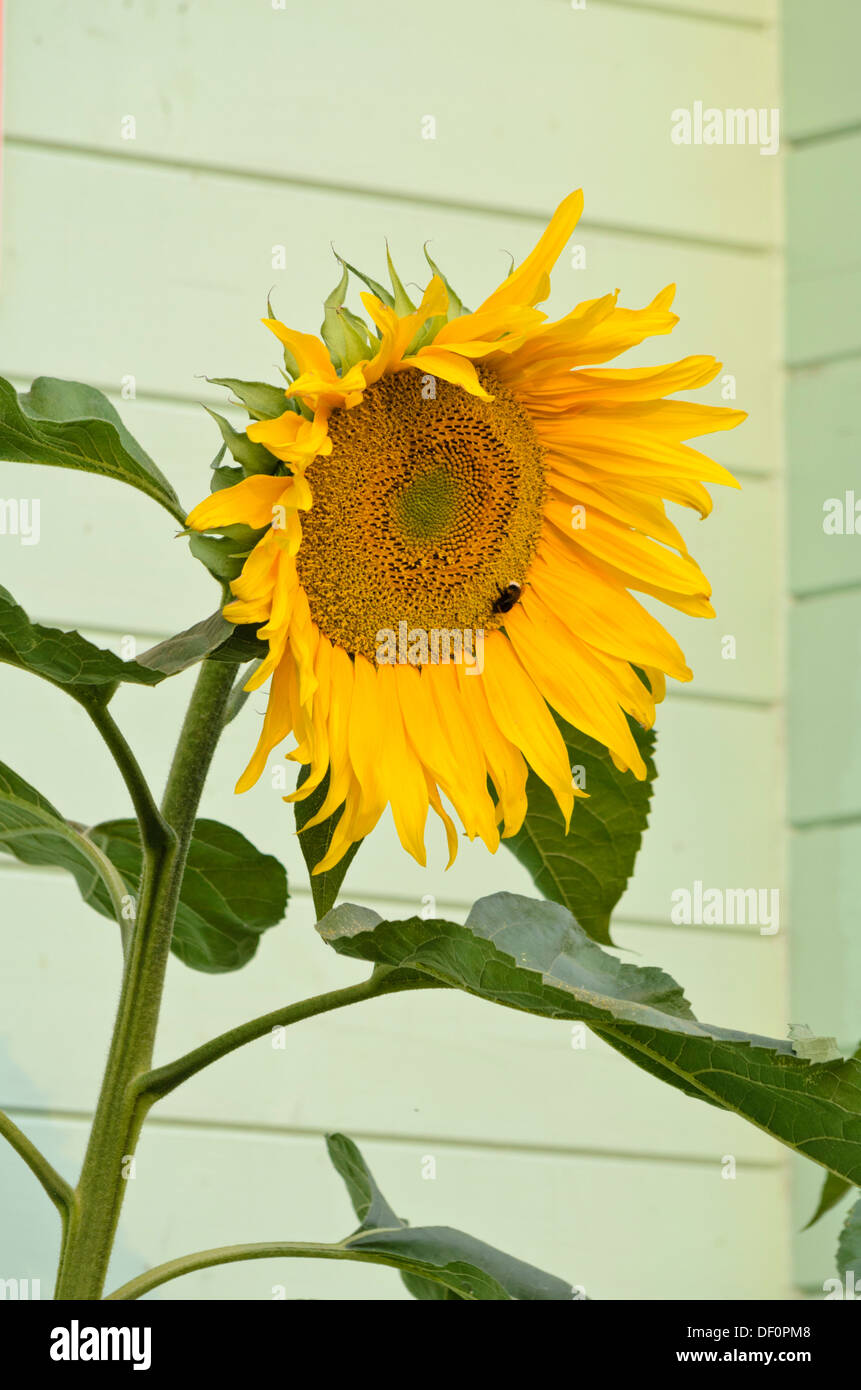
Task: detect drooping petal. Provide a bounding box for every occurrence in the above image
[186,474,291,532]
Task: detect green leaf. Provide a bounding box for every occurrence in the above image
[0,583,166,698]
[806,1171,855,1231]
[502,712,656,945]
[0,761,129,932]
[88,818,288,972]
[0,376,183,522]
[203,406,275,475]
[326,1132,402,1232]
[294,767,363,920]
[136,612,235,677]
[206,623,265,665]
[0,774,287,970]
[789,1023,842,1063]
[318,892,861,1187]
[837,1198,861,1281]
[805,1042,861,1227]
[0,587,243,697]
[326,1133,575,1300]
[206,378,289,421]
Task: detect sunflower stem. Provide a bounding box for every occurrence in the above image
[133,969,415,1108]
[54,658,239,1300]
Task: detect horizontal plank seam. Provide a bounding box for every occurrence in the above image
[787,348,861,372]
[0,1103,784,1169]
[788,348,861,376]
[787,122,861,151]
[792,580,861,603]
[3,134,777,256]
[791,811,861,832]
[0,861,790,935]
[595,0,770,31]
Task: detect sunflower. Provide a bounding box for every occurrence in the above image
[187,190,744,874]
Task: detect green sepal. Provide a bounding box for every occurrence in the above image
[266,293,301,379]
[423,243,469,316]
[210,464,244,493]
[336,255,394,309]
[386,243,416,314]
[206,378,289,421]
[203,406,276,475]
[320,260,350,371]
[187,517,265,581]
[336,309,375,369]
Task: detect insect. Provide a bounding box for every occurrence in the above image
[491,581,523,615]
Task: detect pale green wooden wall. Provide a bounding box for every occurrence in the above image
[0,0,789,1299]
[784,0,861,1295]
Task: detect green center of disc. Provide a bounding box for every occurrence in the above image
[390,465,460,543]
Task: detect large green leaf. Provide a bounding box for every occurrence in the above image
[136,612,236,677]
[318,892,861,1186]
[87,818,288,972]
[0,587,249,700]
[0,761,129,931]
[206,623,266,665]
[0,584,169,697]
[326,1133,574,1300]
[502,711,656,945]
[837,1198,861,1282]
[805,1042,861,1228]
[0,759,286,969]
[0,376,184,522]
[294,767,363,920]
[806,1172,855,1230]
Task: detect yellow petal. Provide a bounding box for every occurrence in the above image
[478,190,585,312]
[185,474,290,532]
[481,632,575,824]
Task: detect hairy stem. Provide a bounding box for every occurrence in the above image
[134,971,412,1108]
[54,659,239,1300]
[0,1107,74,1219]
[105,1238,457,1301]
[80,696,169,850]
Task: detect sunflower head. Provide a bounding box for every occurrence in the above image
[187,191,744,874]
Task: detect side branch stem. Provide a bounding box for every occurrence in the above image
[134,972,408,1107]
[0,1107,74,1219]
